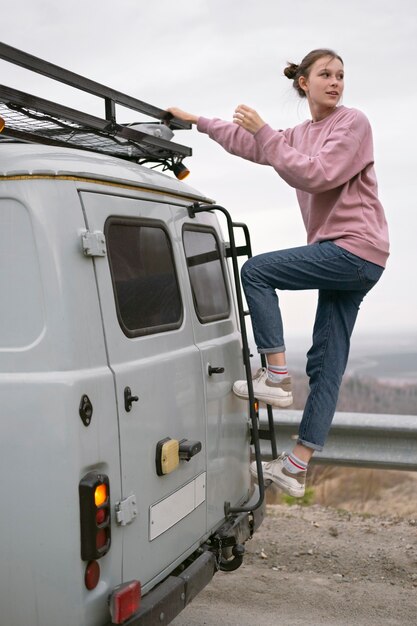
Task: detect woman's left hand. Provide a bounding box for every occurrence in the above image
[233,104,266,134]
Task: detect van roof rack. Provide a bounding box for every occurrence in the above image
[0,42,192,176]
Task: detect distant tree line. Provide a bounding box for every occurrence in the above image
[291,373,417,416]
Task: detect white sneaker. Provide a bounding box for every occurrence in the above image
[250,454,306,498]
[233,367,293,408]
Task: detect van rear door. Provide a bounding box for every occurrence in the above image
[175,211,250,530]
[80,191,207,587]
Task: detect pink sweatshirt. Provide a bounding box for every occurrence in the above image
[197,106,389,267]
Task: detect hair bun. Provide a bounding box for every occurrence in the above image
[284,62,299,79]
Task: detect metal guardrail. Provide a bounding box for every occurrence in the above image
[257,409,417,471]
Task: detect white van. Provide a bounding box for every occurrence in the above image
[0,43,273,625]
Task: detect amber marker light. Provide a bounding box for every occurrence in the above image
[0,117,5,133]
[172,161,190,180]
[95,483,107,507]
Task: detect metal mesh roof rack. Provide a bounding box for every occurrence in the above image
[0,42,192,174]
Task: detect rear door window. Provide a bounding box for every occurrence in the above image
[183,226,230,323]
[106,218,182,337]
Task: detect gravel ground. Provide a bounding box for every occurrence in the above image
[172,504,417,626]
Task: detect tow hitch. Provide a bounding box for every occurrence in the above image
[211,535,246,572]
[207,490,266,572]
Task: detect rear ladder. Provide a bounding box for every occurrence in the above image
[188,202,278,514]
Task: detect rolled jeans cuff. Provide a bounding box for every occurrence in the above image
[258,345,286,355]
[297,437,323,452]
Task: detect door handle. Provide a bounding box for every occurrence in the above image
[124,386,139,412]
[208,365,225,376]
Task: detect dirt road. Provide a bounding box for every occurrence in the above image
[172,504,417,626]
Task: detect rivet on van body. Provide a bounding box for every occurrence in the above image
[79,395,93,426]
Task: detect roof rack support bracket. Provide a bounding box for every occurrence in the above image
[105,98,116,123]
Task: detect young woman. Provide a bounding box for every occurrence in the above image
[168,48,389,498]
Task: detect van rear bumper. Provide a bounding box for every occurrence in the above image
[119,551,216,626]
[106,487,265,625]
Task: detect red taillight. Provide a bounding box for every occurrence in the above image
[85,560,100,590]
[79,472,111,561]
[96,508,107,525]
[96,528,108,550]
[109,580,141,624]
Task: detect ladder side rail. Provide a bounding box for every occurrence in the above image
[259,356,278,459]
[230,221,253,258]
[231,222,278,460]
[188,202,266,514]
[0,41,189,130]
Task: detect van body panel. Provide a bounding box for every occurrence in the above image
[0,178,123,626]
[0,180,109,373]
[0,145,261,626]
[0,362,123,626]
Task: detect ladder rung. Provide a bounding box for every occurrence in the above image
[225,245,251,258]
[257,431,273,441]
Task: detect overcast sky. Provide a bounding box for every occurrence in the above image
[1,0,416,345]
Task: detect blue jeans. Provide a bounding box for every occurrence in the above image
[241,241,384,451]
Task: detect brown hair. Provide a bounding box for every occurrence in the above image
[284,49,344,98]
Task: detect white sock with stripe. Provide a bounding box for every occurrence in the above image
[267,364,288,382]
[283,452,308,474]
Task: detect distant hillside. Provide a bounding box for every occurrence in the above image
[291,373,417,415]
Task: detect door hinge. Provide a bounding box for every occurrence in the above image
[115,494,138,526]
[81,230,107,257]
